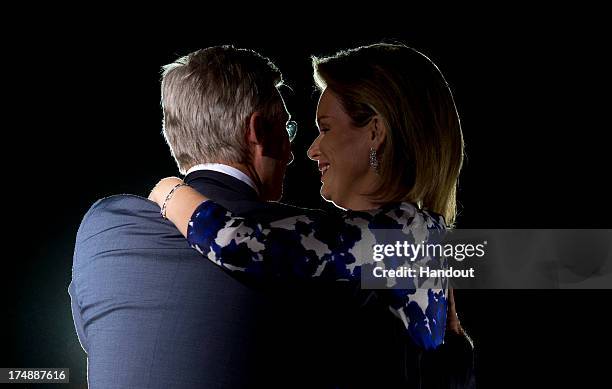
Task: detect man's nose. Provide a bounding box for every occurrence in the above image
[287,151,294,165]
[307,135,321,161]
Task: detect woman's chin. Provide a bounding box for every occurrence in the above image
[320,186,332,202]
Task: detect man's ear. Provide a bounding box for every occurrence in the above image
[247,111,265,145]
[369,115,387,151]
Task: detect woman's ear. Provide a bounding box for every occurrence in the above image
[369,115,387,151]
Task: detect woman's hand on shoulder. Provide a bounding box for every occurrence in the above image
[148,177,184,207]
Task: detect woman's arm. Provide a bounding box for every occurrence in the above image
[149,177,448,349]
[149,177,208,236]
[150,177,447,283]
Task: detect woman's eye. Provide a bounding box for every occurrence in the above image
[320,128,330,133]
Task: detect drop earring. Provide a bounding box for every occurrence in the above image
[369,147,379,174]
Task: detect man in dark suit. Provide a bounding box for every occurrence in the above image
[69,46,295,388]
[69,45,473,388]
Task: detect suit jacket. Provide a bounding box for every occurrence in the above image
[69,170,473,388]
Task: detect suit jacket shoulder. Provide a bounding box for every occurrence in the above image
[74,194,190,268]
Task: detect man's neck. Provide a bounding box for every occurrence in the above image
[225,162,261,191]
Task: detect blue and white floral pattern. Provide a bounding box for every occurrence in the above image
[187,201,448,350]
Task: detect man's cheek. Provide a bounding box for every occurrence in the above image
[263,142,286,160]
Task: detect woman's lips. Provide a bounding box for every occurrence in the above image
[319,163,330,180]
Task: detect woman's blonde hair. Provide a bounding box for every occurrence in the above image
[312,43,464,226]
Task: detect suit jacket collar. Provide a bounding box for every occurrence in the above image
[184,169,259,202]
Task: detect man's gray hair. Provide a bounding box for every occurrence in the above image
[161,45,284,174]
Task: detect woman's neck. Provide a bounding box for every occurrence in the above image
[333,195,381,212]
[336,174,385,211]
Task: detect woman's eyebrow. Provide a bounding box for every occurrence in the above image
[316,115,332,126]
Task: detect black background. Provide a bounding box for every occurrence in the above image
[4,9,611,388]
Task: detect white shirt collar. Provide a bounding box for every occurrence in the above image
[186,163,259,195]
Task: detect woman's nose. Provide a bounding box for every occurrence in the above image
[307,134,321,161]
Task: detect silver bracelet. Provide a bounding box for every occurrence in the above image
[160,183,189,219]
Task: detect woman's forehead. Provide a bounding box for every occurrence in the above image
[316,89,343,121]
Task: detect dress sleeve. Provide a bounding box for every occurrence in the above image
[187,200,448,350]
